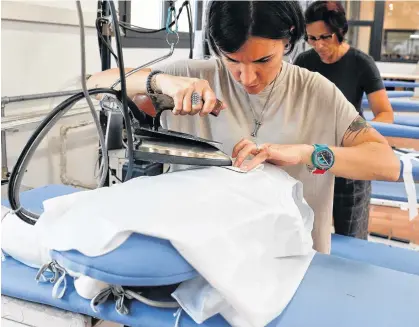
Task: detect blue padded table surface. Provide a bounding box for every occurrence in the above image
[2,185,419,327]
[372,181,419,202]
[3,254,419,327]
[1,257,228,327]
[370,121,419,139]
[384,80,419,88]
[331,234,419,275]
[363,98,419,112]
[363,91,414,99]
[364,111,419,127]
[1,184,81,214]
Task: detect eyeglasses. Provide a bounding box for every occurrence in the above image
[304,33,334,44]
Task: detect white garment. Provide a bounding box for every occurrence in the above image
[171,275,228,324]
[1,206,51,269]
[74,276,109,300]
[36,164,315,327]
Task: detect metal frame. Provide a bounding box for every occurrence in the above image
[119,0,202,49]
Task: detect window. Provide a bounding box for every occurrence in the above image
[347,26,371,54]
[130,1,163,30]
[119,0,200,49]
[175,0,196,33]
[343,0,375,21]
[380,1,419,62]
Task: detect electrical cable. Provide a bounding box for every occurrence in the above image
[7,88,127,225]
[76,0,109,188]
[109,0,134,181]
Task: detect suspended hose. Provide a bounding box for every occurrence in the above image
[7,88,125,225]
[109,0,134,181]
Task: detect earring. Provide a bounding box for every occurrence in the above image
[285,43,291,50]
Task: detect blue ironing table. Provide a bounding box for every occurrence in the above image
[363,91,414,99]
[364,111,419,128]
[383,80,419,88]
[362,98,419,112]
[2,185,419,327]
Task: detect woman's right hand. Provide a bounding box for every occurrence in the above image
[155,74,227,117]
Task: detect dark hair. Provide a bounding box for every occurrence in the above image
[304,1,348,43]
[206,1,305,57]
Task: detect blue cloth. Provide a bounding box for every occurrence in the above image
[364,111,419,127]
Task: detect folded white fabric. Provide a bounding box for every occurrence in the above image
[171,275,228,324]
[36,164,315,327]
[1,205,51,268]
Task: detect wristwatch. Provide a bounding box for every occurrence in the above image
[307,144,335,175]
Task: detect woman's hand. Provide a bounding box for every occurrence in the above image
[156,74,227,116]
[232,139,313,171]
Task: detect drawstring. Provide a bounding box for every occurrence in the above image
[35,261,67,299]
[91,285,130,315]
[91,285,180,316]
[2,206,22,221]
[173,307,183,327]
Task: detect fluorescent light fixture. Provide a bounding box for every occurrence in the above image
[410,35,419,39]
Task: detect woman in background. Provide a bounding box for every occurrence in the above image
[294,1,394,240]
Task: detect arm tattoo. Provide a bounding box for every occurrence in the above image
[342,116,371,144]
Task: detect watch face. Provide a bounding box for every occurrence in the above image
[315,149,334,169]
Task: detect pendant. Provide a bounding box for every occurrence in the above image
[251,120,262,137]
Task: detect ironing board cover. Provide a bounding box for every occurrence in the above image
[50,233,198,286]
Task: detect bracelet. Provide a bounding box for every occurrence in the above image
[146,70,164,94]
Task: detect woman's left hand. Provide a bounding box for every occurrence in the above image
[232,139,313,171]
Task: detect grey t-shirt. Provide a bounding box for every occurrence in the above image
[153,58,359,254]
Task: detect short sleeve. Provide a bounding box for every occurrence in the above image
[358,54,385,95]
[293,53,306,69]
[312,73,359,146]
[151,58,219,80]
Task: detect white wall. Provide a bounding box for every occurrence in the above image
[1,0,190,191]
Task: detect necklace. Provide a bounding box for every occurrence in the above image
[246,73,279,137]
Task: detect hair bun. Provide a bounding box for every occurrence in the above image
[326,1,339,12]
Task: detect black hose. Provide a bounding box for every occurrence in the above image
[8,88,124,225]
[109,0,134,181]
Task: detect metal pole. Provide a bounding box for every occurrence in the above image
[1,89,81,106]
[1,102,8,181]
